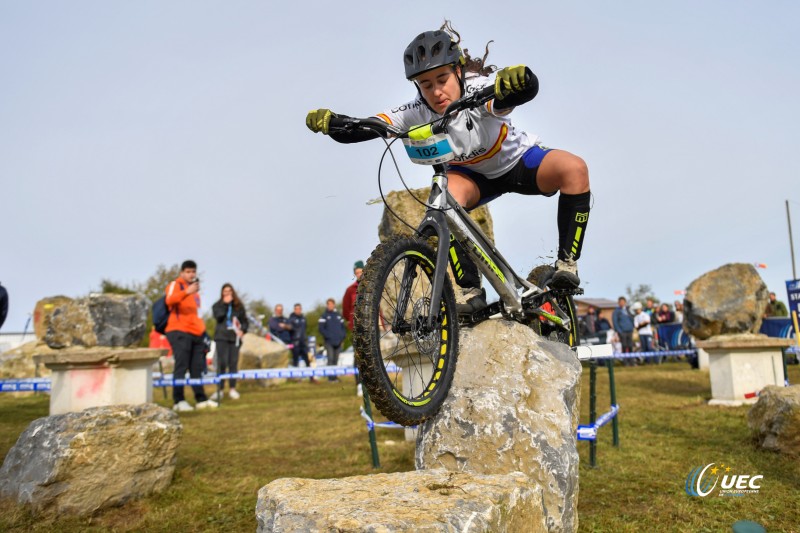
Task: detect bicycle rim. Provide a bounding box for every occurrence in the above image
[354,237,459,426]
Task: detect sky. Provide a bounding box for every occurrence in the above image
[1,1,799,332]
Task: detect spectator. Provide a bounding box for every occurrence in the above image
[211,283,249,401]
[764,292,789,317]
[643,297,662,348]
[0,282,7,331]
[674,300,685,323]
[289,303,317,383]
[165,260,217,412]
[645,298,657,321]
[656,303,675,324]
[343,260,365,396]
[606,328,621,354]
[268,304,293,345]
[633,301,654,355]
[318,298,347,382]
[596,316,611,332]
[612,296,635,365]
[584,305,598,335]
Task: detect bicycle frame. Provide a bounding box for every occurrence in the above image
[404,162,571,332]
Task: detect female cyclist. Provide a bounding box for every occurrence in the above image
[306,23,591,315]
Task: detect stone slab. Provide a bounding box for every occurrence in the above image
[256,469,545,533]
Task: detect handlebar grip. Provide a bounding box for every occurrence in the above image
[475,84,496,101]
[328,115,347,130]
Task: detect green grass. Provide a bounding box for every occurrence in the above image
[1,363,799,532]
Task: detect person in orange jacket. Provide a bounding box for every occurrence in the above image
[165,260,217,412]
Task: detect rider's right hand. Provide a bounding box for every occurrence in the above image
[494,65,529,101]
[306,108,336,135]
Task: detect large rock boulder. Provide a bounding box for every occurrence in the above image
[37,294,149,349]
[747,385,800,457]
[238,333,291,386]
[256,469,546,532]
[0,341,51,380]
[416,320,582,533]
[377,187,494,244]
[239,333,291,370]
[0,403,181,516]
[683,263,769,340]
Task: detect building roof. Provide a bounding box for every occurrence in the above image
[574,297,618,310]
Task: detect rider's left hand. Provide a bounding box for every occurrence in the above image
[494,65,528,100]
[306,108,336,135]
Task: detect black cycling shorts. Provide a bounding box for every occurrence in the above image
[450,144,557,208]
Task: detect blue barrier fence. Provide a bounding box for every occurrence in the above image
[0,378,52,393]
[577,404,619,441]
[597,348,697,360]
[0,364,400,393]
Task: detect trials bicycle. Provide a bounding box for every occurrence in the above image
[330,84,582,426]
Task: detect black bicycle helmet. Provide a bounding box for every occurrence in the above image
[403,30,464,80]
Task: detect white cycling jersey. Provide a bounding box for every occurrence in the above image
[376,73,539,179]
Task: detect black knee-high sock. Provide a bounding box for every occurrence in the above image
[557,191,591,261]
[448,234,481,289]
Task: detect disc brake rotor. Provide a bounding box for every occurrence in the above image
[411,297,440,356]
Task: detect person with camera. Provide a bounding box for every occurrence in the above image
[211,283,249,401]
[165,260,218,412]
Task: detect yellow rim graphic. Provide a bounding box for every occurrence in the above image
[388,249,450,407]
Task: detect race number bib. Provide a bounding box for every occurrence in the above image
[402,124,454,165]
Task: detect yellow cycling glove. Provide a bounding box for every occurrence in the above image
[494,65,528,100]
[306,109,336,135]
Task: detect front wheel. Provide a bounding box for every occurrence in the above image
[354,236,459,426]
[527,265,580,347]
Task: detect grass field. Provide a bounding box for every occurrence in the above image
[1,361,799,532]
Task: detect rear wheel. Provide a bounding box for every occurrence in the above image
[527,265,580,347]
[354,236,459,426]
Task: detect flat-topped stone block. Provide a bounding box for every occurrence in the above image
[696,335,793,350]
[256,469,545,532]
[34,348,166,415]
[697,334,792,406]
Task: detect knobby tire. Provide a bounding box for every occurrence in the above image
[354,236,459,426]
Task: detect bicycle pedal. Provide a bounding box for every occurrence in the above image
[548,287,584,297]
[458,301,502,326]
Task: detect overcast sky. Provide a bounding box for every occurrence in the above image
[2,1,799,332]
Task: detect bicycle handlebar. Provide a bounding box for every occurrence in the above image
[328,83,497,138]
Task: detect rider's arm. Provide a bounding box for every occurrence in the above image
[493,66,538,111]
[329,114,382,144]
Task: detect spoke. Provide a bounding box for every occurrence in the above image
[375,252,451,402]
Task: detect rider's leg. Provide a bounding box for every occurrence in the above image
[536,150,590,288]
[447,172,487,313]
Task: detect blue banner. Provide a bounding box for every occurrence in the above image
[787,279,800,316]
[657,323,692,350]
[760,317,795,339]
